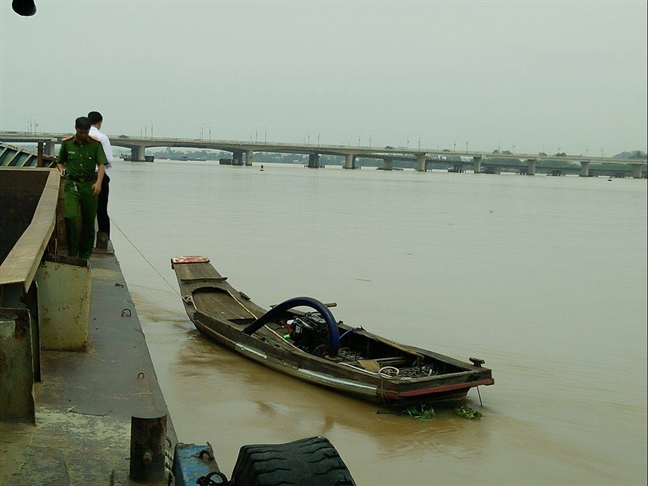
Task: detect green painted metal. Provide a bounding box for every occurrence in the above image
[36,257,91,350]
[0,142,56,168]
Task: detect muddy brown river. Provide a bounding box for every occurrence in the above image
[108,160,646,485]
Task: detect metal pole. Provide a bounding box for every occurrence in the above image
[37,141,44,167]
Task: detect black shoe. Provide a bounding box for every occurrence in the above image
[96,232,109,250]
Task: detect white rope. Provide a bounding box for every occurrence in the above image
[110,218,181,297]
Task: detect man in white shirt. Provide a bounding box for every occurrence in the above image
[88,111,113,249]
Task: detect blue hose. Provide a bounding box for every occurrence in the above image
[242,296,340,357]
[339,327,362,340]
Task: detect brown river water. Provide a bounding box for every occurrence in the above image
[107,160,646,485]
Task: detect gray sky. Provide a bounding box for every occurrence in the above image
[1,0,646,156]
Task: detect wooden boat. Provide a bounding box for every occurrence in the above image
[171,256,494,405]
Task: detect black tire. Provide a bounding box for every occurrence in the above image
[230,435,356,486]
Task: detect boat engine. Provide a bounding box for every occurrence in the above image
[290,313,330,356]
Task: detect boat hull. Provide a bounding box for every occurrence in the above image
[172,257,494,405]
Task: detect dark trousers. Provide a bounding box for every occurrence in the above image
[97,173,110,237]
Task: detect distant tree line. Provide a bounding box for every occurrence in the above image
[145,147,645,176]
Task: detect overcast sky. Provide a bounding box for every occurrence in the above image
[1,1,646,156]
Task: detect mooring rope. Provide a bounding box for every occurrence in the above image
[110,218,181,297]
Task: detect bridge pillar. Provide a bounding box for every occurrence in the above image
[232,152,243,166]
[382,158,393,171]
[416,155,427,172]
[44,140,56,156]
[344,154,356,169]
[131,145,146,162]
[580,161,591,177]
[245,150,254,166]
[473,156,482,174]
[308,153,320,168]
[631,164,644,179]
[526,158,537,176]
[452,163,465,173]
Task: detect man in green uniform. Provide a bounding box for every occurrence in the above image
[57,116,107,260]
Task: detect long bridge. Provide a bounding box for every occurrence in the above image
[1,131,646,178]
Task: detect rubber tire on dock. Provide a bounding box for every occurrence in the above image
[230,436,356,486]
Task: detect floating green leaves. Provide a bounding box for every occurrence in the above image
[377,404,484,421]
[455,405,482,419]
[404,404,436,421]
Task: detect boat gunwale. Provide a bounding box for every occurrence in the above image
[0,168,60,290]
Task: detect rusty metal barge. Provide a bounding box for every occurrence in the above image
[0,164,176,484]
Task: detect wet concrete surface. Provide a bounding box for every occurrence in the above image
[0,250,174,485]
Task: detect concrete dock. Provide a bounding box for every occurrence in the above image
[0,249,175,485]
